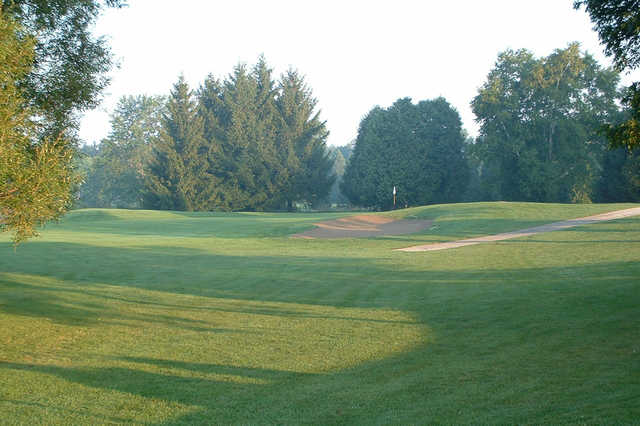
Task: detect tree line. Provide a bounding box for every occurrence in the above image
[79,58,334,211]
[339,44,639,209]
[80,45,639,212]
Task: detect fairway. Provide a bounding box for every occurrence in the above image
[1,202,639,424]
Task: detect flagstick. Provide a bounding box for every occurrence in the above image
[393,186,396,209]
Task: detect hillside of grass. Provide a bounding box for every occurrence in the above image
[1,202,638,424]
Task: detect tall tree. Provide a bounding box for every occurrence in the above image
[471,44,620,202]
[342,97,469,210]
[197,73,243,211]
[0,11,76,243]
[1,0,125,138]
[198,60,333,211]
[338,141,355,163]
[276,70,334,209]
[214,64,267,210]
[1,0,122,243]
[575,0,640,150]
[78,95,165,208]
[144,77,214,211]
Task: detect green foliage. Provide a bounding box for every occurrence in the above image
[189,59,333,212]
[77,95,165,208]
[103,58,334,213]
[0,11,77,244]
[144,77,215,211]
[0,1,122,243]
[471,44,620,202]
[337,140,354,163]
[574,0,640,70]
[1,0,125,137]
[341,97,469,210]
[208,62,278,210]
[597,146,640,201]
[275,70,334,209]
[604,83,640,150]
[575,0,640,150]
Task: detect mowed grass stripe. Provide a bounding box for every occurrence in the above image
[0,202,638,424]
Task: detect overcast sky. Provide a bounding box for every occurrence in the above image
[79,0,640,147]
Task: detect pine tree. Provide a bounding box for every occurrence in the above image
[78,95,165,208]
[217,65,262,210]
[197,75,231,209]
[251,57,282,209]
[197,58,333,211]
[276,70,334,209]
[144,76,215,210]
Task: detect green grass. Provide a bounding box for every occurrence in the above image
[0,202,638,424]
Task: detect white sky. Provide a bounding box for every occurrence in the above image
[79,0,640,147]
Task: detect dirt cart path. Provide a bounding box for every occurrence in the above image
[395,207,640,252]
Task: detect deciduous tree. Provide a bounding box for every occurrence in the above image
[1,0,125,137]
[0,1,123,242]
[0,12,76,243]
[471,44,620,202]
[575,0,640,150]
[78,95,165,208]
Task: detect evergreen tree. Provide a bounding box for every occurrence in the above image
[198,60,333,211]
[276,70,334,209]
[342,98,468,210]
[250,58,282,209]
[341,107,388,208]
[198,74,233,209]
[338,141,355,163]
[144,76,215,211]
[217,64,265,210]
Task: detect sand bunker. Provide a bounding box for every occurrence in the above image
[294,206,640,245]
[292,215,433,239]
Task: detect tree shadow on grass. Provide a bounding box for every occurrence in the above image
[0,397,133,424]
[1,240,639,322]
[0,359,313,421]
[53,209,328,239]
[0,276,259,334]
[1,239,639,423]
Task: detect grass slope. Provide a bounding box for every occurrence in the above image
[0,202,638,424]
